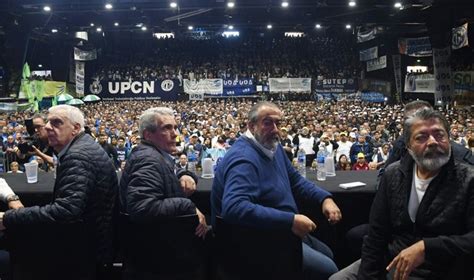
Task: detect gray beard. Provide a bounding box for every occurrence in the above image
[407,146,451,172]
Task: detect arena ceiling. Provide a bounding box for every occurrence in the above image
[0,0,473,38]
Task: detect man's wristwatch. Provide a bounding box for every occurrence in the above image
[6,194,20,202]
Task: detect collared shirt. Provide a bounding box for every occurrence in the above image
[243,130,275,160]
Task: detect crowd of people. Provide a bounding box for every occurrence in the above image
[1,99,472,173]
[92,35,359,84]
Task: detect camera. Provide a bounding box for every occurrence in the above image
[18,119,42,154]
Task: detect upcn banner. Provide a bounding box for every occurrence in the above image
[87,79,179,101]
[223,79,256,96]
[315,78,358,93]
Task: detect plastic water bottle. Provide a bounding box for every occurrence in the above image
[297,148,306,178]
[316,145,326,181]
[187,146,197,173]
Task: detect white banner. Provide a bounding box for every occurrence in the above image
[74,47,97,61]
[366,56,387,72]
[453,71,474,106]
[452,23,469,50]
[392,54,402,102]
[404,73,435,93]
[357,27,378,43]
[75,61,85,96]
[183,79,223,95]
[189,92,204,101]
[268,78,311,93]
[359,46,378,61]
[433,47,453,103]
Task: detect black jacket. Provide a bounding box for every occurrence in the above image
[4,132,118,265]
[119,140,198,222]
[359,154,474,279]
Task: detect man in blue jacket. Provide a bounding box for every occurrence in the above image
[211,101,342,280]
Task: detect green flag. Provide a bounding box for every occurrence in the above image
[22,62,31,79]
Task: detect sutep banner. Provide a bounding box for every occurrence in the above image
[87,79,179,101]
[315,78,358,93]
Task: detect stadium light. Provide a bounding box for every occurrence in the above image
[348,1,356,7]
[394,2,402,8]
[227,2,235,8]
[141,26,147,31]
[105,3,113,9]
[345,24,352,29]
[114,22,119,27]
[38,64,43,68]
[51,28,58,33]
[228,25,234,30]
[90,23,95,27]
[315,24,322,29]
[43,6,51,12]
[281,1,289,8]
[267,24,272,29]
[188,25,194,30]
[170,2,178,8]
[96,27,102,32]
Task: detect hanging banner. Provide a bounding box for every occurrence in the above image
[183,79,223,95]
[366,56,387,72]
[87,79,179,101]
[357,27,378,43]
[452,23,469,50]
[361,79,391,95]
[453,71,474,106]
[315,78,358,93]
[223,79,256,96]
[398,37,432,57]
[433,47,453,103]
[75,61,85,96]
[404,73,435,93]
[359,46,378,61]
[43,81,66,97]
[268,78,311,93]
[392,54,402,102]
[74,47,97,61]
[361,92,386,102]
[189,92,204,101]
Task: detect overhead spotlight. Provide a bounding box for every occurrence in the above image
[114,22,119,26]
[141,26,147,31]
[345,24,352,29]
[227,2,235,8]
[105,3,113,9]
[43,5,51,12]
[267,24,272,29]
[228,25,234,30]
[348,1,356,7]
[38,64,43,68]
[96,27,102,32]
[170,2,178,8]
[188,25,194,30]
[394,2,402,8]
[51,28,58,33]
[315,24,322,29]
[90,23,95,27]
[417,59,421,63]
[281,1,289,8]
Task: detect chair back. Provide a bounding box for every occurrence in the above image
[213,216,302,280]
[119,213,206,276]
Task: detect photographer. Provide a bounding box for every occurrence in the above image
[17,114,54,171]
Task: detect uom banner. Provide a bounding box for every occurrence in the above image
[88,79,179,101]
[269,78,311,93]
[184,79,223,95]
[223,79,256,96]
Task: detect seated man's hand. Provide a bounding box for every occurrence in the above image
[195,208,208,239]
[387,240,425,280]
[179,175,197,197]
[292,214,316,238]
[322,198,342,225]
[8,200,24,210]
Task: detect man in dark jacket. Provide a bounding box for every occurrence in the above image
[331,108,474,280]
[0,104,117,279]
[119,107,208,279]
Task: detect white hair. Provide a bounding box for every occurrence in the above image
[49,105,85,132]
[139,107,174,138]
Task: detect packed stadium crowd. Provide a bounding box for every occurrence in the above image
[1,99,472,173]
[92,35,359,84]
